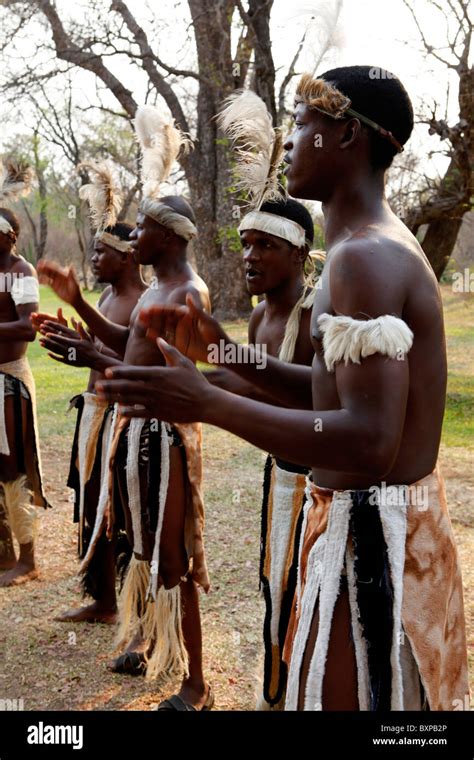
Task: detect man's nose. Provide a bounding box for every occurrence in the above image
[283,132,294,151]
[243,246,259,262]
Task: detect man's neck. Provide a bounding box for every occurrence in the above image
[322,169,389,249]
[0,249,13,271]
[265,275,305,318]
[110,269,143,298]
[153,249,190,282]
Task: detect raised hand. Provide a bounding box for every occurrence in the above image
[39,323,100,369]
[138,293,230,365]
[39,319,80,341]
[31,307,67,332]
[38,260,82,307]
[95,339,214,423]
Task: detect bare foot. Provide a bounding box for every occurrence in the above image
[0,562,39,587]
[55,602,117,624]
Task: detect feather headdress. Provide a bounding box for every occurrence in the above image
[134,105,191,199]
[217,90,284,209]
[77,160,122,236]
[133,105,197,241]
[0,159,34,203]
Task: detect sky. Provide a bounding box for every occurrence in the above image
[0,0,469,183]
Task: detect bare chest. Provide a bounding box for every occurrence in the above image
[123,286,175,366]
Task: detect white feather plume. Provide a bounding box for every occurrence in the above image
[0,158,34,203]
[134,105,191,198]
[77,160,123,234]
[217,90,285,209]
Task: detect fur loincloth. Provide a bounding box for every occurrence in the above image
[283,467,469,711]
[79,406,209,680]
[67,393,129,598]
[259,456,307,709]
[0,357,50,508]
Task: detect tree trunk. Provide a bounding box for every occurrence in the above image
[420,216,464,279]
[187,0,251,319]
[405,38,473,280]
[33,135,48,262]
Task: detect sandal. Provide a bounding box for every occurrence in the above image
[155,685,214,712]
[107,651,147,676]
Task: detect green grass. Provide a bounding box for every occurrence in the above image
[441,285,474,448]
[28,286,99,442]
[27,284,474,449]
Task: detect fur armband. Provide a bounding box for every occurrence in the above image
[10,275,39,306]
[318,312,413,372]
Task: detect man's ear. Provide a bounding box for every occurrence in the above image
[340,117,362,150]
[292,244,309,265]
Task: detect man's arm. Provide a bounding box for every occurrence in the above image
[0,302,37,341]
[0,261,38,341]
[205,241,409,472]
[204,367,294,404]
[98,241,410,477]
[39,321,124,372]
[139,295,314,409]
[203,303,311,406]
[38,261,129,355]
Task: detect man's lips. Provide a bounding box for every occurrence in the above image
[246,267,263,279]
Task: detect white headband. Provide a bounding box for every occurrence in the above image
[98,231,131,253]
[0,214,13,235]
[238,210,307,248]
[139,198,198,241]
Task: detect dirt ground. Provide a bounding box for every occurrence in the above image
[0,425,472,711]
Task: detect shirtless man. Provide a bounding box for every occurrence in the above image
[96,67,468,711]
[0,207,48,587]
[206,198,316,708]
[33,222,146,623]
[38,196,213,709]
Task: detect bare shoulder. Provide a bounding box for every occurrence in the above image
[10,256,37,279]
[329,229,424,319]
[170,275,210,311]
[248,300,265,343]
[97,285,112,307]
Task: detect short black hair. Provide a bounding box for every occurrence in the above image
[105,222,133,241]
[320,66,414,169]
[0,207,20,236]
[260,198,314,245]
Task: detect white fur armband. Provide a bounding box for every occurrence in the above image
[10,275,39,306]
[318,312,413,372]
